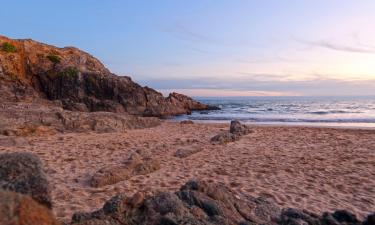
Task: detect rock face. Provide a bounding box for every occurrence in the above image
[90,152,161,188]
[0,191,58,225]
[0,35,216,117]
[0,152,52,208]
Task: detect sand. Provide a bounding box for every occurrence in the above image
[0,121,374,222]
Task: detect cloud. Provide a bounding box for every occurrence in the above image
[297,39,375,54]
[163,23,213,43]
[136,74,375,96]
[235,56,303,64]
[236,72,291,81]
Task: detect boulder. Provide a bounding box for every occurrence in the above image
[230,120,251,136]
[211,120,251,144]
[0,152,52,208]
[0,190,58,225]
[210,132,239,144]
[174,145,203,158]
[90,153,160,188]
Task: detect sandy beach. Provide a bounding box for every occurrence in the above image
[0,121,374,222]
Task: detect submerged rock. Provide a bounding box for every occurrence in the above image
[0,152,52,208]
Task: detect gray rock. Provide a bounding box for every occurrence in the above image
[211,120,251,145]
[174,145,203,158]
[0,152,52,208]
[90,153,160,188]
[230,120,251,136]
[210,132,239,144]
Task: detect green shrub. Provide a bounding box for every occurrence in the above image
[1,42,16,53]
[47,54,61,64]
[58,67,79,79]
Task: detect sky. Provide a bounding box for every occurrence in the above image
[1,1,375,96]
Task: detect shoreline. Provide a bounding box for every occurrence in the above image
[168,118,375,130]
[1,121,374,222]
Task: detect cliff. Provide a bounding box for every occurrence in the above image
[0,35,217,117]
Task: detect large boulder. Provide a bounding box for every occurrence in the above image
[0,190,58,225]
[0,35,217,117]
[0,152,52,208]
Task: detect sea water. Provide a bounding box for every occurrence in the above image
[173,96,375,128]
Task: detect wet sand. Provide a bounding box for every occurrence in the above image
[1,121,374,222]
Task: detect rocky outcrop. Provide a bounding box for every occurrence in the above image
[0,152,52,208]
[90,152,161,188]
[0,35,217,117]
[0,191,59,225]
[72,180,281,225]
[71,179,375,225]
[211,120,251,144]
[0,102,160,137]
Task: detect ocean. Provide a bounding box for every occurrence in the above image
[173,96,375,128]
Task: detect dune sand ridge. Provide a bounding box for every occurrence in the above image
[0,121,374,222]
